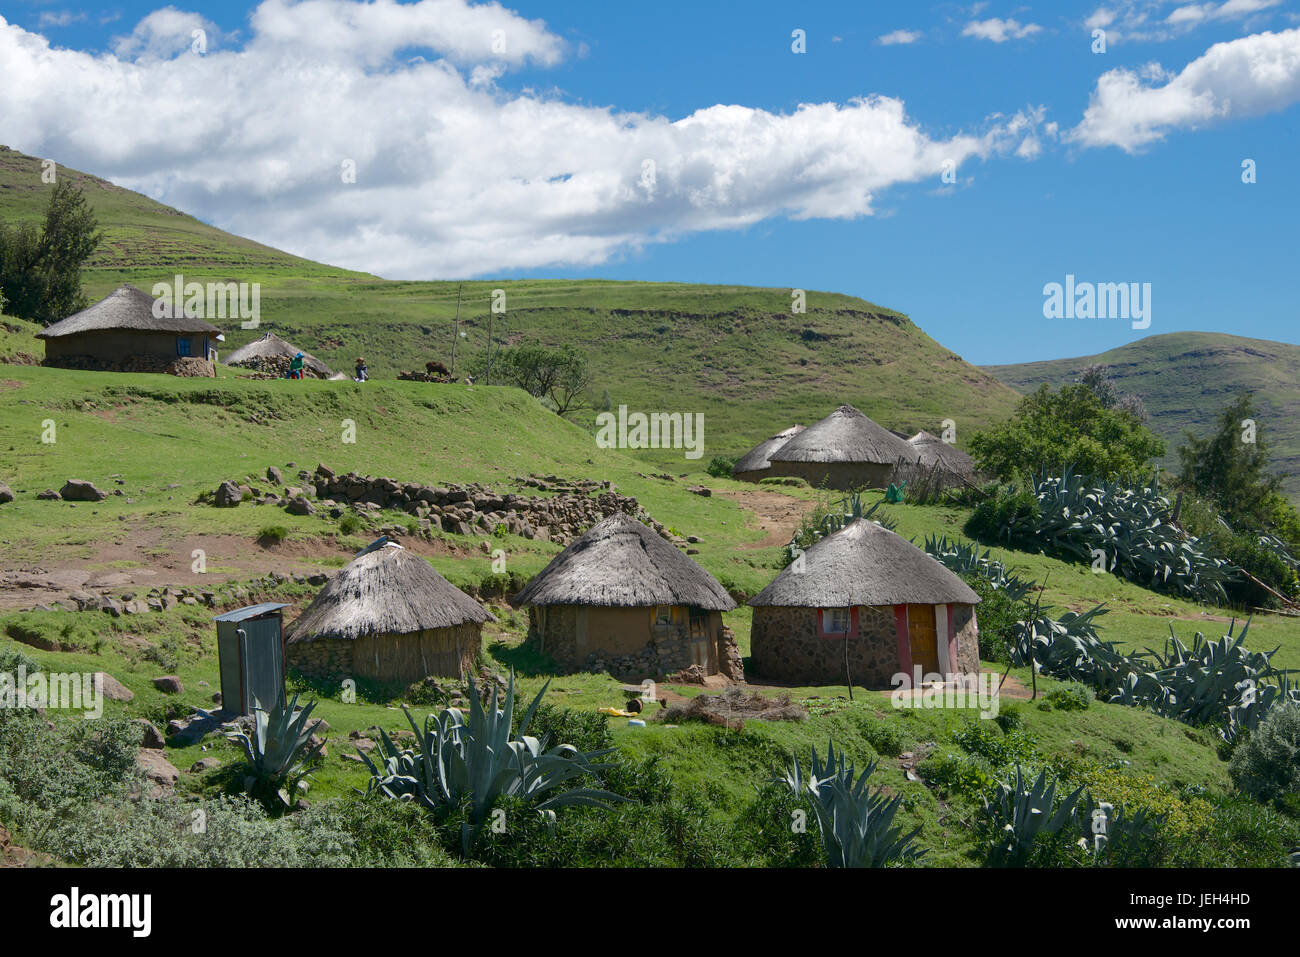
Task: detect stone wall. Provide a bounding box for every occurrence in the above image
[764,460,894,491]
[750,604,900,686]
[951,603,981,674]
[286,623,481,684]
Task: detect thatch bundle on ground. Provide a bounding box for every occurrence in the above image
[514,512,739,678]
[732,425,805,482]
[285,541,494,684]
[764,405,916,490]
[749,519,981,686]
[37,284,221,376]
[659,687,807,729]
[225,333,334,378]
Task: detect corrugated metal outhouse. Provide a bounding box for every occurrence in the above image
[213,603,290,715]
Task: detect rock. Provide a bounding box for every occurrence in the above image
[0,483,12,504]
[189,757,222,773]
[266,465,283,485]
[60,479,107,502]
[36,488,61,500]
[134,719,166,750]
[687,485,712,497]
[152,675,184,694]
[168,710,223,746]
[306,573,327,586]
[94,672,134,702]
[136,749,180,788]
[286,496,315,516]
[213,480,242,508]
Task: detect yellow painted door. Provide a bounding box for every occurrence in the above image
[907,605,939,676]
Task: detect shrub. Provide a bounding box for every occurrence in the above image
[952,721,1036,767]
[1229,702,1300,805]
[705,456,737,478]
[918,752,997,798]
[965,484,1040,544]
[994,703,1024,733]
[855,716,908,758]
[338,512,362,535]
[963,577,1020,663]
[1043,683,1094,712]
[257,524,290,544]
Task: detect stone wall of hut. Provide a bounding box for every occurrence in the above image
[750,605,899,686]
[287,623,481,685]
[751,603,982,686]
[526,604,733,680]
[764,461,894,491]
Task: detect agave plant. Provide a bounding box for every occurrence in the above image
[224,693,326,808]
[982,765,1086,867]
[1012,605,1138,696]
[359,670,625,852]
[923,534,1036,603]
[991,466,1236,604]
[1078,796,1164,866]
[775,739,925,868]
[786,492,895,564]
[1112,620,1300,740]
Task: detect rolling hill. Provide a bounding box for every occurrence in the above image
[984,332,1300,501]
[0,145,1019,459]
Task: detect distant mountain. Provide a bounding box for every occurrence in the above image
[0,145,1020,455]
[984,332,1300,501]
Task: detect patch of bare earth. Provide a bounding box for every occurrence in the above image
[716,486,816,549]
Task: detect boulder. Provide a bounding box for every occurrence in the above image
[36,488,61,501]
[189,757,222,773]
[94,672,134,702]
[134,719,166,750]
[266,465,283,485]
[286,496,315,516]
[136,749,180,788]
[213,480,242,507]
[60,479,107,502]
[152,675,184,695]
[0,483,12,504]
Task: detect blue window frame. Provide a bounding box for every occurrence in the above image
[176,337,191,357]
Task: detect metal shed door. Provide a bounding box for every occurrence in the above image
[240,617,286,713]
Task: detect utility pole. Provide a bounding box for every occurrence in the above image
[485,299,494,386]
[450,283,462,375]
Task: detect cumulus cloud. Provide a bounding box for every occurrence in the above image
[1067,27,1300,151]
[37,11,86,29]
[877,29,922,45]
[1,1,1045,278]
[112,7,222,58]
[962,18,1043,42]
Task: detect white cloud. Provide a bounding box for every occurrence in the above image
[877,29,922,46]
[112,7,221,58]
[962,18,1043,42]
[1,1,1045,278]
[1084,0,1283,42]
[1068,27,1300,151]
[38,11,86,29]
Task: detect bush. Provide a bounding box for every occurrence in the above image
[338,512,362,535]
[964,577,1020,663]
[855,716,908,757]
[1167,793,1300,867]
[705,456,737,478]
[1042,683,1094,712]
[1229,702,1300,805]
[257,524,290,544]
[918,751,997,797]
[965,484,1040,543]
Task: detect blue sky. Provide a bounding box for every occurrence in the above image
[3,0,1299,364]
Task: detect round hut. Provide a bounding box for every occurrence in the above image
[766,405,916,490]
[225,332,335,378]
[749,519,980,686]
[907,430,977,477]
[513,512,739,678]
[731,425,805,482]
[285,542,494,684]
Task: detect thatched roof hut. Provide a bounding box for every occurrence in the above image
[38,284,219,339]
[732,425,805,481]
[907,431,977,475]
[285,542,493,683]
[765,405,916,490]
[37,284,222,373]
[514,513,738,678]
[751,520,978,608]
[225,332,334,378]
[515,512,736,610]
[748,520,981,686]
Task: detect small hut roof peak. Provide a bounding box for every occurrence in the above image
[767,404,915,466]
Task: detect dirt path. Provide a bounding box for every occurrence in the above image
[716,486,817,549]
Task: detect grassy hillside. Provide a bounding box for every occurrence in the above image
[0,145,1019,461]
[985,332,1300,501]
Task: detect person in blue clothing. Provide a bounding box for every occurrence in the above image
[354,357,368,382]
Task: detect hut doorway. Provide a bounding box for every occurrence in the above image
[907,604,940,675]
[687,607,712,670]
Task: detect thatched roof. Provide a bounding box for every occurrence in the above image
[732,425,805,475]
[513,512,736,611]
[908,431,977,474]
[286,544,494,642]
[225,332,334,377]
[767,405,915,466]
[38,284,221,338]
[749,520,979,607]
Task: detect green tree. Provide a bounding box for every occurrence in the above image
[0,181,102,326]
[968,383,1166,482]
[1176,393,1282,531]
[483,344,592,416]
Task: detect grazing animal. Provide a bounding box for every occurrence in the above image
[426,360,451,377]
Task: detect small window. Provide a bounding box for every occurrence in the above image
[176,337,192,357]
[654,605,674,626]
[821,607,852,636]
